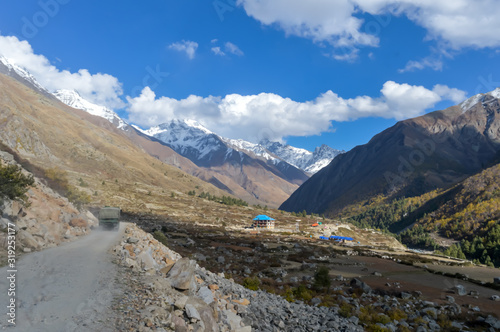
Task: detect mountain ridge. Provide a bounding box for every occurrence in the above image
[280,89,500,215]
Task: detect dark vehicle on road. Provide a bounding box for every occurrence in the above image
[98,207,120,230]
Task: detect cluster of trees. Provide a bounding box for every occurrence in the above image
[198,191,248,207]
[437,225,500,267]
[398,225,440,250]
[346,198,412,230]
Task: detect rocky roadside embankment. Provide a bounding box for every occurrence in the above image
[0,151,97,256]
[112,223,363,331]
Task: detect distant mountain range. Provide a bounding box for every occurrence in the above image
[143,121,343,174]
[0,57,342,207]
[280,87,500,215]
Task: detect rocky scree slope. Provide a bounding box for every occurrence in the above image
[0,151,97,263]
[281,89,500,215]
[112,223,363,331]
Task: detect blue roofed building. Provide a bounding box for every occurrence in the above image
[253,215,275,229]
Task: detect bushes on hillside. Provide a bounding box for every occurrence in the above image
[198,191,248,207]
[0,163,34,203]
[44,167,90,210]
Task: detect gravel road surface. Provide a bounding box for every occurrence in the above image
[0,225,125,331]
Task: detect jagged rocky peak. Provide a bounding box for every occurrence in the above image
[459,87,500,112]
[260,139,344,173]
[145,119,225,161]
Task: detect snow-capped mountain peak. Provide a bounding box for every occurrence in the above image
[145,119,343,173]
[223,138,278,162]
[459,87,500,112]
[260,140,344,173]
[0,56,48,93]
[145,119,222,160]
[53,89,128,129]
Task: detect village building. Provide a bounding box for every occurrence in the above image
[253,215,275,229]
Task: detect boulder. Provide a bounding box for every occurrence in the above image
[223,310,242,330]
[17,230,40,249]
[453,284,466,296]
[185,304,201,321]
[167,258,197,292]
[137,250,157,271]
[174,296,189,310]
[171,315,188,332]
[400,292,411,300]
[197,286,214,305]
[311,297,322,306]
[127,237,139,244]
[350,278,372,294]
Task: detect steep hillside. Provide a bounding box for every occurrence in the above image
[0,71,229,213]
[281,90,500,215]
[50,90,308,207]
[339,161,500,267]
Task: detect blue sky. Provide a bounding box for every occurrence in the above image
[1,0,500,151]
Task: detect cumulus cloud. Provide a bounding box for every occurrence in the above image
[238,0,500,62]
[168,40,198,59]
[127,82,466,143]
[0,35,124,108]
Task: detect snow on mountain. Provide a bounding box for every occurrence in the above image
[144,120,342,173]
[260,140,344,173]
[0,56,49,93]
[460,87,500,112]
[224,138,279,163]
[53,89,128,129]
[145,119,224,160]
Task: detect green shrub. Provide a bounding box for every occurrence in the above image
[313,266,331,291]
[153,230,168,247]
[0,163,34,203]
[293,284,313,302]
[242,277,260,291]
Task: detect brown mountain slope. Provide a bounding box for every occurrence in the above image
[122,128,303,207]
[0,72,229,212]
[280,92,500,215]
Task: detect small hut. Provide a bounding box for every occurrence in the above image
[253,215,275,229]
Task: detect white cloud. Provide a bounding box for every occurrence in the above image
[239,0,378,58]
[0,35,124,108]
[224,42,244,56]
[211,47,225,56]
[238,0,500,62]
[127,82,466,143]
[168,40,198,59]
[399,56,444,72]
[432,84,467,104]
[0,36,124,108]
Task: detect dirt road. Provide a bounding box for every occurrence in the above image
[1,225,125,331]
